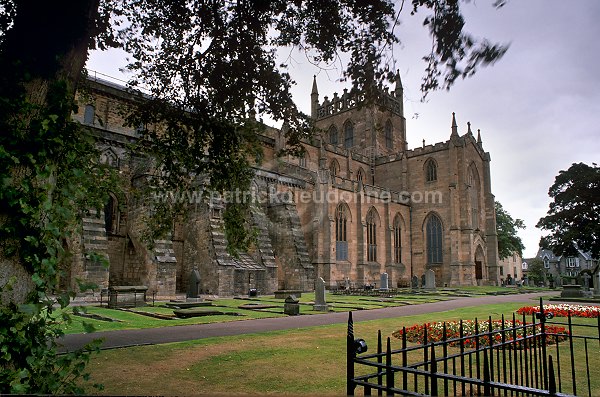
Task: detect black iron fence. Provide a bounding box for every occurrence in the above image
[347,298,600,396]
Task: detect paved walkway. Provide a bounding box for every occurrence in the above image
[58,292,555,353]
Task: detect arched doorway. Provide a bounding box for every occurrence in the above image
[475,245,485,282]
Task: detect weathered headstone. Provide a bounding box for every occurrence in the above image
[186,266,201,299]
[411,275,419,289]
[284,295,300,315]
[424,269,436,290]
[421,274,426,288]
[344,277,351,290]
[380,272,389,291]
[313,277,329,311]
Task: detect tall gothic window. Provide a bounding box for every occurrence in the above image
[385,120,393,149]
[84,104,95,125]
[329,125,338,145]
[425,159,437,182]
[336,204,349,261]
[344,120,354,148]
[366,208,378,262]
[468,164,481,229]
[393,214,402,263]
[426,214,443,264]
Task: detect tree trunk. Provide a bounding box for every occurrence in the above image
[0,0,102,304]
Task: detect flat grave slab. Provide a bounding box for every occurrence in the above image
[165,301,213,309]
[238,304,279,310]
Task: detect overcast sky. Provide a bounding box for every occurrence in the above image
[87,0,600,259]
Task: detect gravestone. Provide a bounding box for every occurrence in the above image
[411,275,419,289]
[421,274,426,289]
[284,295,300,315]
[313,277,329,311]
[186,266,201,299]
[424,269,436,290]
[583,273,591,291]
[344,277,351,290]
[380,272,389,291]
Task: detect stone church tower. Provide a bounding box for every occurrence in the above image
[62,71,499,297]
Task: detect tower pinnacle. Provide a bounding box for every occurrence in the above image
[310,75,319,119]
[451,112,458,137]
[394,69,403,95]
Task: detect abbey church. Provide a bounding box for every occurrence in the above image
[66,71,499,297]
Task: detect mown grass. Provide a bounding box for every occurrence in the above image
[78,301,597,396]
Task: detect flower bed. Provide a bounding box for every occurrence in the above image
[517,304,600,318]
[392,319,568,349]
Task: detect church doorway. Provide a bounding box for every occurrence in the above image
[475,261,483,280]
[475,245,485,282]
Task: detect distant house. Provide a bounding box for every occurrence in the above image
[530,246,597,286]
[498,252,523,284]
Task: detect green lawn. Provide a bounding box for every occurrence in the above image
[77,300,597,396]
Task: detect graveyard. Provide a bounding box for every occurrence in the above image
[62,282,549,334]
[56,272,600,396]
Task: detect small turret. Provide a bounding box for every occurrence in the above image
[311,75,319,119]
[477,129,482,145]
[467,121,472,135]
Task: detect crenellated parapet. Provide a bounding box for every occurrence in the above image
[311,71,404,121]
[315,88,403,120]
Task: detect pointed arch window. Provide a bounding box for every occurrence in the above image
[366,208,378,262]
[329,125,338,145]
[336,204,349,261]
[344,120,354,148]
[84,104,95,125]
[468,164,480,229]
[356,168,364,183]
[426,214,443,264]
[330,159,340,177]
[393,215,402,263]
[385,120,393,149]
[425,159,437,182]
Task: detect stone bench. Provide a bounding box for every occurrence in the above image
[104,285,148,308]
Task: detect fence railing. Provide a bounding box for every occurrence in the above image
[347,298,600,396]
